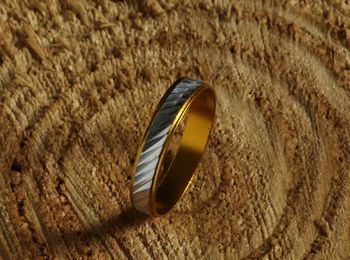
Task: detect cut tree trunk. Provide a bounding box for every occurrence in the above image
[0,0,349,259]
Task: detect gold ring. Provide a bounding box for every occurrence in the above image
[130,78,216,216]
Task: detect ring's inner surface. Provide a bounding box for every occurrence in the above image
[154,87,216,215]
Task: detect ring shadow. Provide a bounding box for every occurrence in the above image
[47,206,149,253]
[44,100,152,253]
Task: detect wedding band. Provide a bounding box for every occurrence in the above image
[130,78,216,216]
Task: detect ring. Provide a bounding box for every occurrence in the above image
[130,78,216,216]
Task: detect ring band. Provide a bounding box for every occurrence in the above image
[130,78,216,216]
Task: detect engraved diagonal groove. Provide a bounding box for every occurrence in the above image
[134,169,153,184]
[167,91,188,101]
[142,134,168,154]
[134,178,153,190]
[147,125,170,143]
[147,120,173,139]
[136,156,159,175]
[157,99,183,112]
[153,112,175,125]
[138,148,163,166]
[144,125,171,145]
[151,112,176,129]
[157,103,182,116]
[138,144,164,166]
[134,180,152,193]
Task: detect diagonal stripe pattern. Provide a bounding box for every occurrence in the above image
[132,78,202,215]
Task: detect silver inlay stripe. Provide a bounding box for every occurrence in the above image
[132,78,202,215]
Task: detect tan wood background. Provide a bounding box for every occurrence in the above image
[0,0,349,259]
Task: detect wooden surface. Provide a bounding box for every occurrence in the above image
[0,0,350,259]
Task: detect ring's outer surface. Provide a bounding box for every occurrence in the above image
[130,78,216,216]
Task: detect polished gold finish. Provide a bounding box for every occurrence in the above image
[131,79,216,216]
